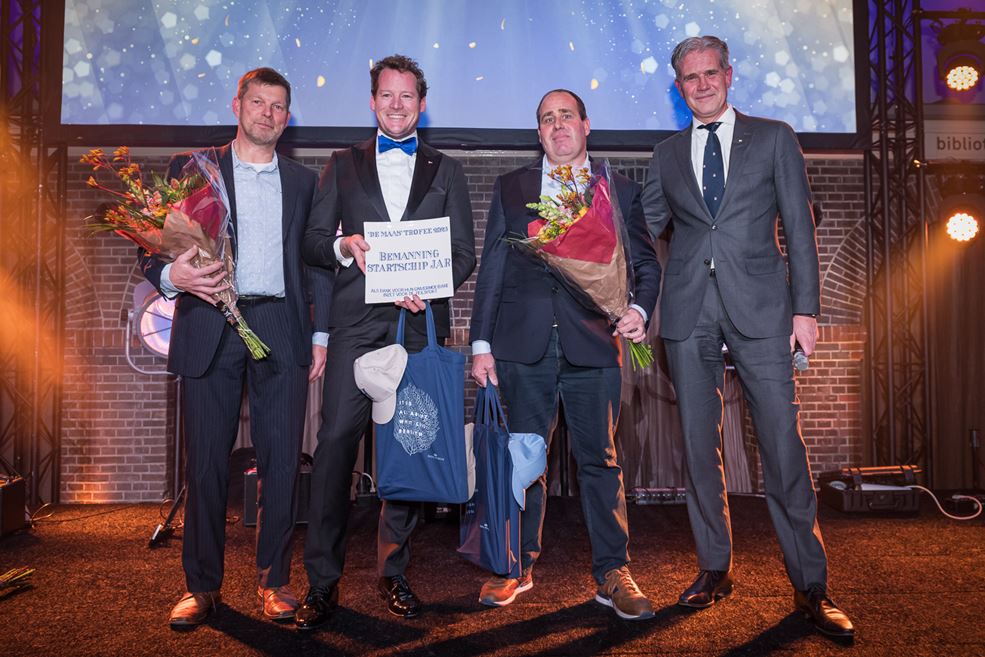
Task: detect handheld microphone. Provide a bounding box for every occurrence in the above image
[792,344,809,371]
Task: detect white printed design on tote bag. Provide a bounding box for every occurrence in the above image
[394,383,439,455]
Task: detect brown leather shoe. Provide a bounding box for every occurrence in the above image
[169,591,221,627]
[258,585,299,620]
[479,568,533,607]
[595,566,655,621]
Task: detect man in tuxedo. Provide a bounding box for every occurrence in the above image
[139,67,331,627]
[297,54,475,628]
[469,90,661,620]
[640,36,854,638]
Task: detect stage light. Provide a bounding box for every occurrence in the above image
[128,280,174,362]
[935,19,985,92]
[945,211,979,242]
[929,163,985,243]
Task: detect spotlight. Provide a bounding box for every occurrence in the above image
[932,163,985,243]
[945,210,979,242]
[935,19,985,92]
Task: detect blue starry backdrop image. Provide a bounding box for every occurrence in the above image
[61,0,858,133]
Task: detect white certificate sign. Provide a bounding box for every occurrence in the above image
[363,217,454,304]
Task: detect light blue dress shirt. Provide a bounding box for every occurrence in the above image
[161,144,328,347]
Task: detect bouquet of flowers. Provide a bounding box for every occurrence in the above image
[83,146,270,359]
[514,160,653,370]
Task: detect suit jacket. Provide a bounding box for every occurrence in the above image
[641,111,820,341]
[139,143,332,377]
[470,158,661,369]
[302,137,476,338]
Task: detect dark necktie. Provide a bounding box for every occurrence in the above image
[698,121,724,218]
[378,134,417,155]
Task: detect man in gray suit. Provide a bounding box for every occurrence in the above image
[641,36,853,639]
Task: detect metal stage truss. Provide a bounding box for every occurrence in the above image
[865,1,985,487]
[0,0,65,506]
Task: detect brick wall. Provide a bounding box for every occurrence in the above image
[60,148,867,502]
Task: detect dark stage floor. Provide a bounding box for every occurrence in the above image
[1,492,983,657]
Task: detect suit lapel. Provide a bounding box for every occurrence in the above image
[672,127,711,223]
[279,156,299,237]
[519,159,542,207]
[402,143,442,221]
[353,138,390,222]
[716,111,753,219]
[217,143,238,255]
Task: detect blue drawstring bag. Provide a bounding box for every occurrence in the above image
[375,302,470,503]
[458,385,522,578]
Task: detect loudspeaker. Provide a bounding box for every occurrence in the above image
[0,476,27,536]
[243,461,311,527]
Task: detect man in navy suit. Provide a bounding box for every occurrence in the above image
[297,54,475,628]
[139,67,331,627]
[641,36,854,638]
[469,89,661,620]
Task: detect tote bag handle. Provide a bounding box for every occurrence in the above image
[396,300,439,348]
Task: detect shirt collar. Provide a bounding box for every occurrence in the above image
[231,141,279,173]
[541,153,591,175]
[691,104,736,131]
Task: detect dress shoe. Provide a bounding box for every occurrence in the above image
[258,585,299,620]
[795,584,855,638]
[678,569,734,608]
[595,566,655,620]
[479,568,533,607]
[377,575,422,618]
[295,584,339,631]
[169,591,221,627]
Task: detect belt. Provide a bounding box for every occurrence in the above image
[237,295,282,304]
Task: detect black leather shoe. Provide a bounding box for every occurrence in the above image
[295,584,339,631]
[678,570,734,608]
[377,575,422,618]
[795,584,855,639]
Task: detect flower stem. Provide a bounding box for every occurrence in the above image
[628,342,654,371]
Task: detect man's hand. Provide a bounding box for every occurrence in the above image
[169,245,228,305]
[340,234,371,273]
[613,308,646,343]
[790,315,818,356]
[394,294,426,313]
[309,344,327,382]
[472,353,498,387]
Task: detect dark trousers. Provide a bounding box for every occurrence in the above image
[664,277,827,591]
[497,328,628,584]
[304,313,433,588]
[181,298,308,592]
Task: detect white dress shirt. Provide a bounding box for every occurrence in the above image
[690,104,736,193]
[691,105,736,271]
[335,130,418,267]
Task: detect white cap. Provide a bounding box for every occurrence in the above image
[353,344,408,424]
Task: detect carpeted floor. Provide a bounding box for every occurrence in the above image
[1,488,983,657]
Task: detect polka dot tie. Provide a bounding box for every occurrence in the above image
[699,121,724,218]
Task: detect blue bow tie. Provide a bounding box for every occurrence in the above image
[378,134,417,155]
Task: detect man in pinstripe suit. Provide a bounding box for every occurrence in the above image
[138,67,332,627]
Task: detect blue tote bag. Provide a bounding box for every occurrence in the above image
[375,302,470,503]
[458,385,522,578]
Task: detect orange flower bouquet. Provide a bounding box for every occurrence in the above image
[515,160,653,370]
[83,147,270,359]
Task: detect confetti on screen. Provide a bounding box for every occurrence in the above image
[61,0,857,133]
